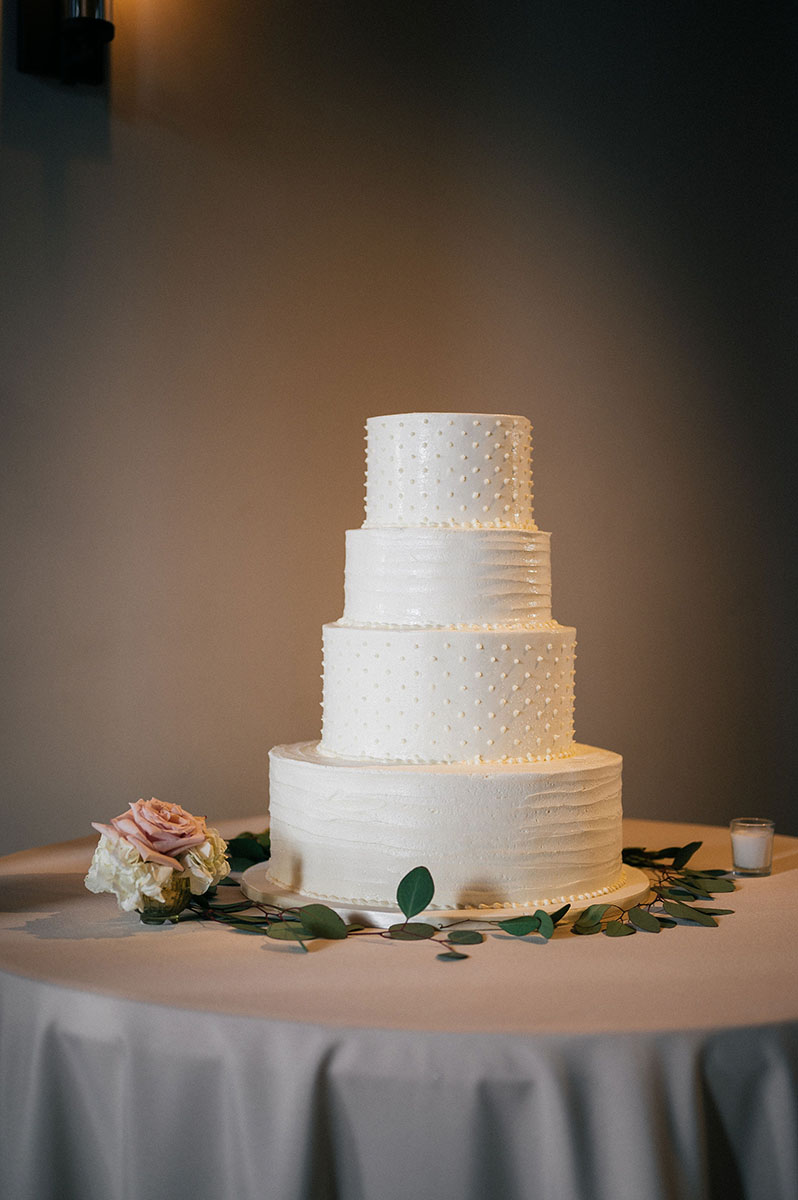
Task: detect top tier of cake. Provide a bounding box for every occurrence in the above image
[364,412,535,529]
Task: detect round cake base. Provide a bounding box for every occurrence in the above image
[240,864,651,930]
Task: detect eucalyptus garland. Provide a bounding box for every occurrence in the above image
[158,832,736,960]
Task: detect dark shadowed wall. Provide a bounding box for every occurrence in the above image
[1,2,795,852]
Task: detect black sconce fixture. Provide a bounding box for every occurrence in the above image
[17,0,115,86]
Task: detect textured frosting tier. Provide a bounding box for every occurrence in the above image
[320,624,575,762]
[364,412,535,529]
[267,741,624,908]
[343,527,553,627]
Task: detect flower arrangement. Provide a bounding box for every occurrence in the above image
[85,797,230,919]
[85,816,738,952]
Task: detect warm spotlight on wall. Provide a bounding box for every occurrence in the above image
[17,0,115,86]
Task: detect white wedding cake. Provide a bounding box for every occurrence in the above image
[266,413,625,910]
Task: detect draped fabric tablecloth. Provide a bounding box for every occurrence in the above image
[1,818,797,1200]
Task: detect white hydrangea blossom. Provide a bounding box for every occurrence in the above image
[182,827,231,894]
[85,834,174,912]
[85,826,230,913]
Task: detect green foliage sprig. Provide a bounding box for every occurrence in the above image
[606,842,736,933]
[225,830,271,873]
[171,836,735,960]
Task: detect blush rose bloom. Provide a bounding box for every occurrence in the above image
[92,798,210,871]
[85,798,230,912]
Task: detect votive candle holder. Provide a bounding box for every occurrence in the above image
[729,817,775,877]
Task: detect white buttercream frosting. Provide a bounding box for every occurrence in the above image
[265,410,624,911]
[343,528,553,627]
[364,412,534,529]
[267,742,624,909]
[320,623,575,763]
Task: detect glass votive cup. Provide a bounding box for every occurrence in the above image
[730,817,775,877]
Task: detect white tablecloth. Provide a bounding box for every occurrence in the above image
[1,819,797,1200]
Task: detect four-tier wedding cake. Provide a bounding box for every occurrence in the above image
[265,413,625,910]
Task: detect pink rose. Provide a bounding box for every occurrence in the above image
[92,798,209,871]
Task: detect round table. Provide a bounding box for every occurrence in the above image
[1,818,796,1200]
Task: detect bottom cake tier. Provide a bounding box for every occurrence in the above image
[266,741,624,909]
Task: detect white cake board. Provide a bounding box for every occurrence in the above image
[240,864,651,930]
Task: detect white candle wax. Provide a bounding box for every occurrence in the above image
[731,827,772,869]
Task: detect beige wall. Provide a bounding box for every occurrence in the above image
[1,3,794,852]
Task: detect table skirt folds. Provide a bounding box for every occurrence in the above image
[1,971,796,1200]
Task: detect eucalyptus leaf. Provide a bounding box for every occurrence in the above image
[628,906,661,933]
[576,904,611,927]
[652,883,705,902]
[662,900,718,927]
[396,866,435,919]
[656,886,704,901]
[534,911,555,940]
[621,855,651,869]
[604,920,635,937]
[656,917,678,928]
[549,904,571,925]
[266,922,314,941]
[497,914,540,937]
[701,877,735,893]
[205,899,254,913]
[387,922,438,940]
[691,906,735,916]
[571,922,602,935]
[217,876,243,887]
[447,929,484,945]
[346,923,366,933]
[297,904,348,940]
[671,841,703,870]
[436,949,469,961]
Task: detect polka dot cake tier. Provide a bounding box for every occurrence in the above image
[364,412,534,528]
[320,625,575,763]
[265,413,625,910]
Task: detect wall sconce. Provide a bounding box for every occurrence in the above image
[17,0,115,86]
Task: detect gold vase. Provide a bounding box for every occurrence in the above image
[139,874,191,922]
